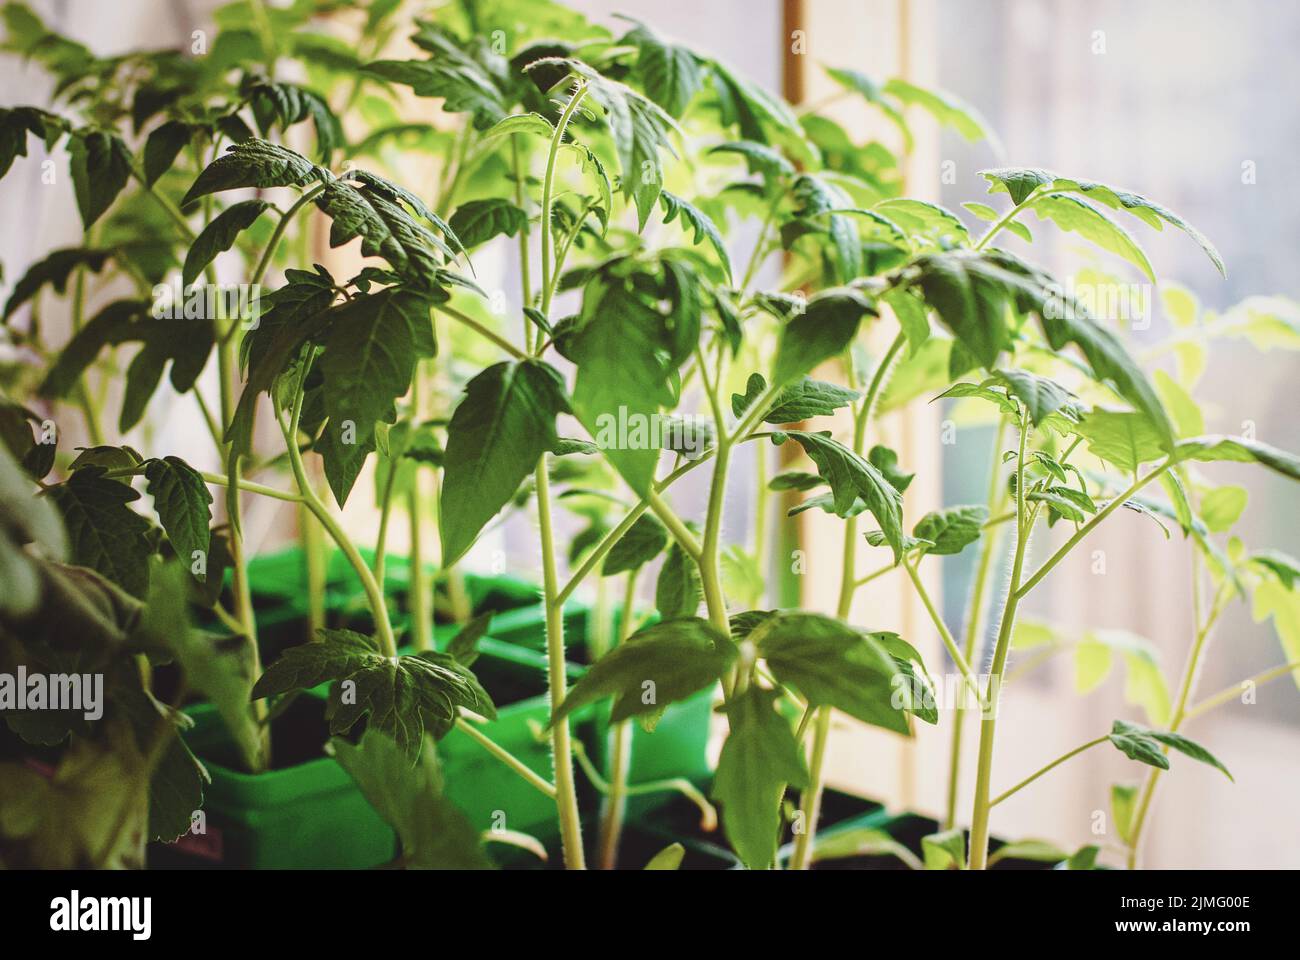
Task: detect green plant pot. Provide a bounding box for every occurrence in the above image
[488,815,740,870]
[161,698,397,869]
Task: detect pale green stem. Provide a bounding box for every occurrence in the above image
[968,415,1031,870]
[1184,661,1300,723]
[598,570,639,869]
[989,735,1109,807]
[535,456,586,869]
[945,418,1008,829]
[454,718,556,798]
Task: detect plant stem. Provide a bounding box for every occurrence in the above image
[281,380,397,657]
[510,135,534,349]
[1014,460,1171,598]
[968,415,1031,869]
[250,185,326,287]
[534,455,586,869]
[904,557,985,710]
[1184,660,1300,723]
[989,735,1109,807]
[598,571,640,869]
[539,83,588,319]
[972,188,1044,251]
[1125,578,1232,867]
[454,718,556,798]
[434,303,527,359]
[789,332,905,871]
[373,450,400,590]
[944,418,1007,829]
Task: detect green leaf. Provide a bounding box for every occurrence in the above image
[1248,550,1300,590]
[756,611,912,734]
[46,470,154,597]
[921,829,966,870]
[707,140,794,186]
[883,288,930,357]
[643,843,685,870]
[656,540,703,620]
[709,58,812,164]
[618,16,703,118]
[1170,435,1300,483]
[142,119,193,187]
[2,247,111,321]
[772,289,875,386]
[253,628,496,758]
[768,470,823,492]
[448,198,527,249]
[989,838,1069,866]
[0,105,67,180]
[992,369,1077,426]
[480,112,555,143]
[330,730,492,869]
[713,687,807,870]
[447,613,493,668]
[1111,784,1139,845]
[315,177,454,287]
[602,513,667,575]
[182,199,271,286]
[811,826,920,868]
[244,81,342,161]
[1199,484,1247,533]
[875,198,971,247]
[981,167,1225,276]
[883,77,999,150]
[766,377,860,423]
[1251,581,1300,689]
[1153,369,1204,438]
[1075,629,1171,726]
[533,58,680,229]
[904,251,1018,368]
[363,57,507,131]
[0,443,66,618]
[1031,194,1155,282]
[658,189,732,281]
[68,130,132,229]
[823,66,911,149]
[783,430,905,563]
[440,360,568,567]
[1075,408,1168,473]
[1107,719,1232,781]
[913,504,988,556]
[182,138,324,207]
[143,456,211,569]
[1065,844,1101,870]
[551,618,735,725]
[318,290,435,506]
[868,445,914,493]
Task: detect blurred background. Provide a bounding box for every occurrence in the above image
[2,0,1296,867]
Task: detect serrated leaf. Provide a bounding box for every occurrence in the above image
[182,199,271,286]
[618,16,703,118]
[45,470,153,597]
[1075,408,1168,473]
[783,430,905,563]
[772,289,875,386]
[757,611,912,734]
[448,198,528,249]
[143,456,211,568]
[1170,435,1300,483]
[602,513,667,575]
[2,247,111,320]
[551,617,734,725]
[981,167,1224,276]
[318,290,435,506]
[364,57,507,131]
[182,138,323,207]
[68,129,131,229]
[993,368,1077,426]
[1107,719,1232,780]
[913,504,988,556]
[884,77,999,150]
[331,730,492,869]
[1032,194,1155,282]
[440,360,568,567]
[253,628,495,758]
[712,687,807,870]
[657,189,731,280]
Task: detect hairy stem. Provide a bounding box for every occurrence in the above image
[945,418,1008,828]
